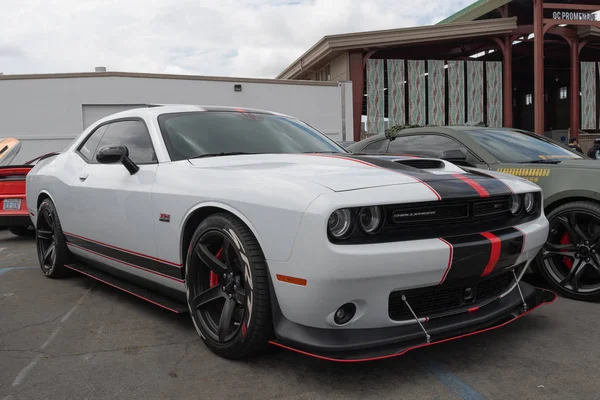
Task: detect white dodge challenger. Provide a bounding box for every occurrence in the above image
[25,105,556,362]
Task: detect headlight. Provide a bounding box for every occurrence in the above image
[523,193,535,214]
[328,208,354,239]
[358,206,383,234]
[508,194,522,215]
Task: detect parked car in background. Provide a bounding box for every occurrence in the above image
[0,138,59,236]
[336,140,355,149]
[25,105,554,362]
[348,126,600,301]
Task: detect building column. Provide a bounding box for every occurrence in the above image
[570,38,580,138]
[349,51,364,142]
[533,0,544,134]
[503,36,513,128]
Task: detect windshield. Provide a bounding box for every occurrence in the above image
[157,111,347,160]
[462,128,582,163]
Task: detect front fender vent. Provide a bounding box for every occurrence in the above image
[395,159,444,170]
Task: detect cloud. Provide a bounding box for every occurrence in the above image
[0,44,25,58]
[1,0,473,78]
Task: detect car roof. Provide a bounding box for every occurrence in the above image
[355,126,520,140]
[98,104,292,122]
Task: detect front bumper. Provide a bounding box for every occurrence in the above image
[267,212,549,330]
[269,282,556,362]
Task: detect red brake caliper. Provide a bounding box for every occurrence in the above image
[560,232,573,269]
[209,247,223,288]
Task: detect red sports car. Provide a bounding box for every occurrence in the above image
[0,138,58,236]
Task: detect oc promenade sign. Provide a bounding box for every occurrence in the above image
[552,10,597,21]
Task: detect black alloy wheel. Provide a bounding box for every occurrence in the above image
[36,208,57,271]
[36,199,70,278]
[537,201,600,301]
[186,213,271,359]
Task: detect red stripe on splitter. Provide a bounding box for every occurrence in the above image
[452,174,490,198]
[480,232,501,277]
[438,238,453,285]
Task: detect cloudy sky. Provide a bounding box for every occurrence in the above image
[2,0,473,78]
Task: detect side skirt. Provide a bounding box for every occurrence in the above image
[65,262,189,314]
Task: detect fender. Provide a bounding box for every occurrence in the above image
[545,189,600,211]
[178,201,269,268]
[29,189,59,228]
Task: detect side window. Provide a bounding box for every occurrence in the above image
[388,134,478,163]
[360,139,389,153]
[78,124,109,162]
[92,120,157,164]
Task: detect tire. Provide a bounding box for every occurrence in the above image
[536,200,600,301]
[185,212,272,359]
[8,226,35,237]
[36,199,71,278]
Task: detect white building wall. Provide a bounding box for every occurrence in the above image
[0,74,353,163]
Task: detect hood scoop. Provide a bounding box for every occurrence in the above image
[394,159,445,170]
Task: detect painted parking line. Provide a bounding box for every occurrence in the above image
[415,353,488,400]
[0,266,39,276]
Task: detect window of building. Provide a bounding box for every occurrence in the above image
[525,94,533,106]
[559,86,568,100]
[315,64,331,81]
[92,120,157,164]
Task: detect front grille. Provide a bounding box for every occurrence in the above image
[473,198,511,217]
[395,159,444,169]
[330,192,542,245]
[388,271,515,321]
[390,202,469,224]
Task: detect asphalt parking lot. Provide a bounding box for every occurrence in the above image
[1,230,600,400]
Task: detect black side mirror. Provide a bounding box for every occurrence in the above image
[440,148,468,162]
[96,145,139,175]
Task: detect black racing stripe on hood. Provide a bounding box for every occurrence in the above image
[345,155,502,200]
[460,169,514,196]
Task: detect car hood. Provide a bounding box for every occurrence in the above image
[188,153,526,197]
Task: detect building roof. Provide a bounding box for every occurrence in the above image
[276,17,517,80]
[438,0,600,25]
[0,71,337,87]
[437,0,511,24]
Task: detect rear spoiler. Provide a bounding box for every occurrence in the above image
[24,152,61,165]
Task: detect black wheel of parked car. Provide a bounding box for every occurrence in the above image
[537,201,600,301]
[8,226,35,237]
[36,199,71,278]
[185,212,272,359]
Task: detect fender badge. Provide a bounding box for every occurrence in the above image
[159,213,171,222]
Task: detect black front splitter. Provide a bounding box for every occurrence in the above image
[268,282,556,362]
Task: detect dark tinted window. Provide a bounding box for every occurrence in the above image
[388,134,466,157]
[361,139,389,153]
[92,120,157,164]
[157,112,347,161]
[462,129,582,163]
[78,124,108,162]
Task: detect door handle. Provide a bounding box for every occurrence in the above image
[79,172,89,181]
